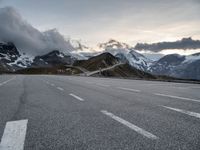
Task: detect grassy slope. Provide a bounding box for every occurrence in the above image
[95,63,157,79]
[16,65,83,75]
[73,53,119,71]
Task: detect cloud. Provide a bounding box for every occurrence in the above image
[134,37,200,52]
[0,7,74,56]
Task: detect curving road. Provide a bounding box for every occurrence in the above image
[86,63,124,76]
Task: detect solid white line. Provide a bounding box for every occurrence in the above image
[0,119,28,150]
[57,87,64,91]
[162,106,200,119]
[101,110,158,140]
[154,93,200,103]
[117,87,141,93]
[69,93,84,101]
[0,77,16,87]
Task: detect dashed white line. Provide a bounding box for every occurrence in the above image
[56,87,64,91]
[162,106,200,119]
[117,87,141,93]
[50,83,55,86]
[44,81,64,91]
[0,77,16,87]
[154,93,200,103]
[101,110,158,140]
[96,83,110,87]
[0,119,28,150]
[69,93,84,101]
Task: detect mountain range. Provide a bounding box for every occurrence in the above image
[0,7,199,80]
[0,40,200,80]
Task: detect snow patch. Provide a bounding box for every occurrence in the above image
[8,54,34,68]
[184,54,200,63]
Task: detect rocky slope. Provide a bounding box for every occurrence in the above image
[73,52,119,71]
[98,39,152,71]
[31,50,76,68]
[148,53,200,80]
[0,42,76,72]
[0,42,21,71]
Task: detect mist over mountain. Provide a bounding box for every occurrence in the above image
[134,37,200,52]
[0,7,75,56]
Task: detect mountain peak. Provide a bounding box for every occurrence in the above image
[0,42,20,59]
[70,40,93,52]
[74,52,119,71]
[181,37,193,42]
[44,50,63,56]
[98,39,129,50]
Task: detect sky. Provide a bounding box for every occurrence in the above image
[1,0,200,48]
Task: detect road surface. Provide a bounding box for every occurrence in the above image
[0,75,200,150]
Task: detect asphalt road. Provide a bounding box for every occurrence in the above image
[0,75,200,150]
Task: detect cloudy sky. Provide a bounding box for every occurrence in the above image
[0,0,200,48]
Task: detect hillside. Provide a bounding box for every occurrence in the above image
[93,63,156,79]
[31,50,76,68]
[16,65,83,75]
[73,52,119,71]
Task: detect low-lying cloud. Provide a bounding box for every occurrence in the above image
[0,7,74,56]
[134,37,200,52]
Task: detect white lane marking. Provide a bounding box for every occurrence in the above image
[117,87,141,93]
[154,93,200,103]
[162,106,200,119]
[43,80,49,85]
[0,77,16,87]
[101,110,158,140]
[0,119,28,150]
[69,93,84,101]
[57,87,64,91]
[96,83,110,87]
[50,83,55,86]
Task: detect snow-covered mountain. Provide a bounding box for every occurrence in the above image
[31,50,76,68]
[1,40,200,80]
[0,42,23,71]
[148,53,200,80]
[98,39,152,70]
[148,54,185,75]
[69,40,99,60]
[98,40,200,80]
[0,42,77,71]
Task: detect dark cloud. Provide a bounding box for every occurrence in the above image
[134,37,200,52]
[1,0,200,46]
[0,7,75,56]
